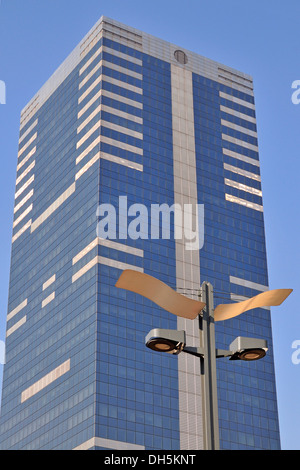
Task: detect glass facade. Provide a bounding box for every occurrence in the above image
[0,17,280,450]
[193,75,280,449]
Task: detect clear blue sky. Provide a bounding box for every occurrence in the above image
[0,0,299,450]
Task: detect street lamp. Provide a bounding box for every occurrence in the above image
[228,336,268,361]
[145,328,268,362]
[145,329,186,355]
[115,270,292,450]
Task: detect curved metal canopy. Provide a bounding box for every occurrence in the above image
[115,270,205,320]
[214,288,293,322]
[115,270,293,321]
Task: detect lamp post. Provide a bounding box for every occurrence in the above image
[199,281,219,450]
[115,270,292,450]
[144,284,268,451]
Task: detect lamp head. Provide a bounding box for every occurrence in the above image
[229,337,268,361]
[145,329,186,355]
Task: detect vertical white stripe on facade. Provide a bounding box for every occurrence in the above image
[171,64,203,450]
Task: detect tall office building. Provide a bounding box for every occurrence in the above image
[0,17,280,450]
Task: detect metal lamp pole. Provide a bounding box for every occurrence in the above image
[199,281,220,450]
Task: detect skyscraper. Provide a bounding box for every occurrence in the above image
[0,16,280,450]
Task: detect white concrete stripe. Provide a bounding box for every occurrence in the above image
[12,220,32,243]
[222,134,258,152]
[18,133,37,158]
[98,238,144,257]
[76,151,143,179]
[19,119,38,144]
[101,89,143,109]
[79,59,142,89]
[79,47,102,75]
[72,239,100,265]
[77,119,142,147]
[73,436,145,451]
[100,119,143,140]
[16,161,35,186]
[98,256,144,273]
[17,147,37,171]
[224,178,262,197]
[220,105,257,124]
[21,359,71,403]
[102,74,142,94]
[79,44,143,76]
[31,183,76,232]
[13,204,33,228]
[100,104,143,124]
[100,135,143,155]
[72,238,144,265]
[43,275,56,291]
[79,62,102,90]
[6,316,27,338]
[72,255,143,283]
[77,88,143,121]
[171,64,203,451]
[223,163,261,182]
[42,292,55,308]
[221,119,257,138]
[72,256,97,282]
[78,75,102,104]
[101,59,142,79]
[219,91,255,110]
[230,276,269,292]
[222,148,260,167]
[102,45,142,66]
[77,105,101,134]
[76,136,100,165]
[101,152,143,171]
[76,121,100,149]
[20,101,39,131]
[225,193,263,212]
[7,299,28,322]
[78,73,143,106]
[75,153,100,180]
[15,177,35,201]
[77,90,101,119]
[14,189,34,213]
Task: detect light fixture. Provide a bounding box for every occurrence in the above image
[145,329,186,355]
[237,349,266,361]
[229,336,268,361]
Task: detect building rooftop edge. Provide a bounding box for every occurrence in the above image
[20,15,254,119]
